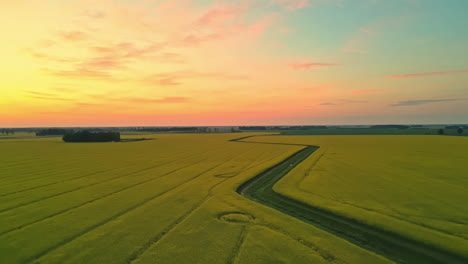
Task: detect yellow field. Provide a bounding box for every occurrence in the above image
[0,133,389,264]
[245,135,468,258]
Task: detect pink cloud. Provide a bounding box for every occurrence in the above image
[385,70,468,79]
[196,3,243,25]
[22,0,274,87]
[31,41,167,81]
[246,14,277,36]
[90,42,165,60]
[289,63,337,70]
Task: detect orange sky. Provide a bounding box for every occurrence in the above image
[1,0,467,127]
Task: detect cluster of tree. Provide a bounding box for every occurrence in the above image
[0,129,15,135]
[36,128,74,136]
[132,127,198,132]
[370,125,410,129]
[239,126,268,130]
[62,131,120,142]
[445,125,466,134]
[282,126,328,130]
[445,125,467,129]
[439,127,464,135]
[196,127,239,133]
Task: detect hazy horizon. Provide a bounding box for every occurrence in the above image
[3,123,467,129]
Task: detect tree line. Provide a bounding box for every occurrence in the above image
[62,131,121,142]
[36,128,74,136]
[1,129,15,135]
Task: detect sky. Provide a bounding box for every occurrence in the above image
[1,0,468,127]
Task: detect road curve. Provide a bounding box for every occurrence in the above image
[232,136,468,264]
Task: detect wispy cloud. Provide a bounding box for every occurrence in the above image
[196,3,244,26]
[182,34,223,46]
[385,70,468,79]
[124,97,189,104]
[82,9,105,19]
[22,89,74,102]
[341,99,368,103]
[28,95,74,101]
[75,102,101,106]
[82,92,189,105]
[390,99,461,107]
[319,99,368,106]
[22,90,56,97]
[43,68,114,80]
[145,71,249,86]
[349,88,381,94]
[289,63,337,70]
[59,31,88,42]
[23,0,272,84]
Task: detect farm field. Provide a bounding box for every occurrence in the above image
[279,127,467,136]
[244,135,468,260]
[0,133,389,264]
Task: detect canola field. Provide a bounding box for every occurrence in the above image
[245,135,468,260]
[0,133,390,264]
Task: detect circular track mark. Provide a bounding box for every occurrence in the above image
[218,212,255,224]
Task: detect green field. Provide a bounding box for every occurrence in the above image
[245,135,468,260]
[0,133,388,264]
[1,133,467,263]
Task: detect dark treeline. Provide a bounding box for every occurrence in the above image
[240,126,328,130]
[280,125,328,130]
[62,131,120,142]
[36,128,74,136]
[132,127,198,132]
[445,125,467,129]
[370,125,410,129]
[1,129,15,135]
[239,126,268,130]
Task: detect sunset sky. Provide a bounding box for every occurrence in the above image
[1,0,467,127]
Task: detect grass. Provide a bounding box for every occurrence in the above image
[237,143,467,263]
[244,135,468,261]
[0,133,389,264]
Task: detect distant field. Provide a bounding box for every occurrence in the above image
[245,135,468,259]
[279,128,467,136]
[0,132,35,138]
[0,133,389,264]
